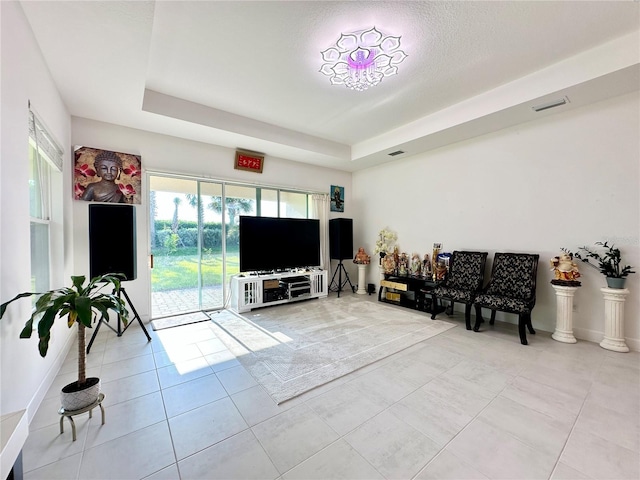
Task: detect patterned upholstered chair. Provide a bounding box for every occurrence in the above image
[430,251,488,330]
[473,253,540,345]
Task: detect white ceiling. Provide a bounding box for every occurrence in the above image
[20,1,640,172]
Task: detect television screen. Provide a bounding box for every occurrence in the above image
[239,216,320,272]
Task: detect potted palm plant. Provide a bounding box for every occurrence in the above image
[0,273,128,410]
[563,242,635,289]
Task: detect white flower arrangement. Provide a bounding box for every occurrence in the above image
[374,228,397,255]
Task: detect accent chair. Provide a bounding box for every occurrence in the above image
[472,252,540,345]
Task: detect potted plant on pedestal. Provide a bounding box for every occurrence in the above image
[563,242,635,289]
[0,273,128,410]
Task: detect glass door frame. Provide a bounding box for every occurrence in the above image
[148,173,228,318]
[147,171,319,318]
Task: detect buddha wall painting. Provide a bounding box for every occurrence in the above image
[74,146,142,205]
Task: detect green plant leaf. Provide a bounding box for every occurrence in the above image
[36,306,58,339]
[0,292,40,318]
[75,296,92,327]
[71,275,86,292]
[93,301,109,323]
[38,333,50,357]
[19,319,34,338]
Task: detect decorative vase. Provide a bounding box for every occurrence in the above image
[61,377,101,411]
[606,277,626,289]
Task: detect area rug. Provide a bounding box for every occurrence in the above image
[151,311,210,331]
[209,296,456,404]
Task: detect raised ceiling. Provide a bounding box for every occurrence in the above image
[20,1,640,172]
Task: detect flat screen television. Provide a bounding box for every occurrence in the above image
[239,216,320,272]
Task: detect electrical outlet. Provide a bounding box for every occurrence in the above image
[572,303,578,312]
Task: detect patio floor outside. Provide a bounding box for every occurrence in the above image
[151,286,225,318]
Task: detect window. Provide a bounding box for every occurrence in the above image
[279,190,309,219]
[28,109,63,292]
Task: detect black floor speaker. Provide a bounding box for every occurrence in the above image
[89,204,137,281]
[329,218,353,260]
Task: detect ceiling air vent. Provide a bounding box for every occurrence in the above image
[388,150,405,157]
[532,96,569,112]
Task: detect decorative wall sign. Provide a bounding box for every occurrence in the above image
[74,146,141,204]
[330,185,344,212]
[234,150,264,173]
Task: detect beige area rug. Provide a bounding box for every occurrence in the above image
[210,296,456,404]
[151,311,211,331]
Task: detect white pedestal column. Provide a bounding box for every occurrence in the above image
[600,287,630,352]
[551,285,578,344]
[357,264,368,295]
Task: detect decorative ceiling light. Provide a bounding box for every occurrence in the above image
[320,27,407,91]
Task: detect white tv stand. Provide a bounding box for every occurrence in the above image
[231,270,328,313]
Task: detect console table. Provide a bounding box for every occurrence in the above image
[231,270,328,313]
[378,274,445,314]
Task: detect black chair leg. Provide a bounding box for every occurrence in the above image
[430,294,438,320]
[526,313,536,334]
[489,310,497,325]
[446,301,454,316]
[473,305,482,331]
[464,304,472,330]
[518,314,528,345]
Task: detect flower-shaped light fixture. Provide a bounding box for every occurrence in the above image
[320,27,407,91]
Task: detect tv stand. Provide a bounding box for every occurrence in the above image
[231,270,328,313]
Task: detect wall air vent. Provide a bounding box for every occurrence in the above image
[532,97,569,112]
[388,150,405,156]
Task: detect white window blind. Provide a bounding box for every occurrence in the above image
[28,109,63,172]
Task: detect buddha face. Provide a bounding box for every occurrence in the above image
[96,159,120,181]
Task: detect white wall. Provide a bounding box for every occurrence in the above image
[71,118,353,321]
[1,1,73,417]
[353,92,639,349]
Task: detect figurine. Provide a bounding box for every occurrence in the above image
[550,252,581,286]
[383,253,396,274]
[353,247,371,265]
[431,243,442,280]
[422,253,431,277]
[393,246,400,267]
[435,261,447,281]
[398,252,409,275]
[411,253,422,276]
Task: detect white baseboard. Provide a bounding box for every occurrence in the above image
[565,327,639,352]
[26,331,75,425]
[455,303,640,352]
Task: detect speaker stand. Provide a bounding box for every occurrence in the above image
[329,260,355,297]
[86,287,151,354]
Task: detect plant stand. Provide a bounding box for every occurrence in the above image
[551,285,578,344]
[59,393,105,441]
[599,287,630,352]
[357,264,368,294]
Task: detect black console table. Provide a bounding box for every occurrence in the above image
[378,274,446,314]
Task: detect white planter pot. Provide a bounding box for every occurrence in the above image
[61,377,101,411]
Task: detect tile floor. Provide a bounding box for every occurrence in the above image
[22,294,640,480]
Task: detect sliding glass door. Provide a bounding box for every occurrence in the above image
[149,174,312,318]
[223,185,256,289]
[149,175,226,318]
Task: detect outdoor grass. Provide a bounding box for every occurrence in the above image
[151,250,239,291]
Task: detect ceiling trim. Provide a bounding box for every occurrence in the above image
[142,89,351,160]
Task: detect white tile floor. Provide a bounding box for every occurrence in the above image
[22,294,640,480]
